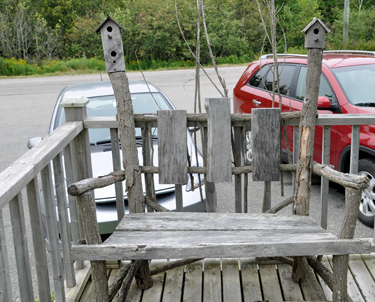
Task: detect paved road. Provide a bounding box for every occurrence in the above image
[0,67,373,300]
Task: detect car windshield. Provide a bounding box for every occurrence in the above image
[57,92,171,144]
[332,64,375,106]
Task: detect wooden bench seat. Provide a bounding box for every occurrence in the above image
[71,212,371,261]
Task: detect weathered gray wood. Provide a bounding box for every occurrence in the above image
[234,127,242,213]
[259,264,284,301]
[108,263,131,301]
[292,125,300,213]
[0,121,82,210]
[203,259,221,302]
[53,153,76,287]
[265,195,294,214]
[222,259,242,301]
[125,279,142,302]
[252,108,281,181]
[263,181,272,212]
[175,184,183,211]
[65,261,92,302]
[277,263,304,301]
[350,125,360,174]
[76,191,109,301]
[141,261,165,302]
[144,196,170,212]
[71,213,371,260]
[205,98,232,182]
[240,258,262,302]
[333,187,362,301]
[63,143,84,270]
[0,210,13,302]
[203,127,216,212]
[141,124,157,212]
[26,178,51,301]
[183,261,203,302]
[109,71,145,214]
[83,112,375,129]
[158,110,188,184]
[110,128,125,221]
[321,125,331,229]
[150,258,202,275]
[295,48,323,216]
[117,260,141,302]
[41,164,65,302]
[9,193,34,301]
[162,265,184,302]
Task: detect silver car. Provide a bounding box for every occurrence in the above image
[28,80,206,236]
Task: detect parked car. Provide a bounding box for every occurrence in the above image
[28,80,206,236]
[233,50,375,227]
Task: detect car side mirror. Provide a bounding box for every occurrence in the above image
[27,137,43,149]
[317,96,331,109]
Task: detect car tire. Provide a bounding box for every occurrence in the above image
[358,158,375,227]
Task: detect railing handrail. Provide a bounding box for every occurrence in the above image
[0,121,83,210]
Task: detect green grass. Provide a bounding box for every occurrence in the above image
[0,54,254,77]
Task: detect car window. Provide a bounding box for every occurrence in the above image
[332,64,375,106]
[264,64,295,95]
[248,64,271,88]
[296,66,333,102]
[56,92,171,143]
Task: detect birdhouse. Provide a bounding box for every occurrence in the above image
[302,18,330,49]
[95,14,126,73]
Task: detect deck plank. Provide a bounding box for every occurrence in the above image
[126,279,142,302]
[162,265,184,302]
[277,263,304,301]
[361,254,375,280]
[183,260,203,302]
[142,260,166,302]
[259,264,283,302]
[349,254,375,302]
[203,259,221,302]
[317,256,333,301]
[240,258,262,302]
[222,259,242,302]
[327,255,365,302]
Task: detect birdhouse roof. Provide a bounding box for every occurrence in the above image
[302,18,330,34]
[95,14,126,33]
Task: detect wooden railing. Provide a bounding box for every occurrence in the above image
[1,97,375,301]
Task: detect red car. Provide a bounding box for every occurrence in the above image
[233,50,375,226]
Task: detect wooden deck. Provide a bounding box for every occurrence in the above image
[78,254,375,302]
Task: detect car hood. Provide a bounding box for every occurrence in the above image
[91,145,175,202]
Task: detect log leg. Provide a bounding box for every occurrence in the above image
[135,260,153,289]
[76,192,109,302]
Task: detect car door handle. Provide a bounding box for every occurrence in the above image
[252,99,261,105]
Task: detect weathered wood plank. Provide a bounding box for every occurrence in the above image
[125,279,142,302]
[240,258,262,302]
[162,265,184,302]
[350,125,360,174]
[26,178,51,301]
[203,259,221,302]
[158,110,188,184]
[320,125,330,229]
[183,260,203,302]
[361,253,375,280]
[327,255,364,302]
[205,98,232,183]
[9,193,34,301]
[0,210,13,302]
[41,164,66,301]
[65,261,92,302]
[53,153,76,287]
[222,259,242,302]
[110,128,125,221]
[277,263,304,301]
[234,127,242,213]
[0,121,82,210]
[142,260,165,302]
[252,108,281,181]
[64,143,84,270]
[348,254,375,301]
[259,264,283,301]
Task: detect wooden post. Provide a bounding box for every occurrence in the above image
[295,19,330,216]
[0,210,13,302]
[96,14,152,289]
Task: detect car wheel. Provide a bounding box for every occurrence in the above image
[358,158,375,227]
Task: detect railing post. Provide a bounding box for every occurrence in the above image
[0,210,13,302]
[350,125,360,174]
[320,126,331,229]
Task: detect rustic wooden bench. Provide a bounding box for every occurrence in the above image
[69,102,372,301]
